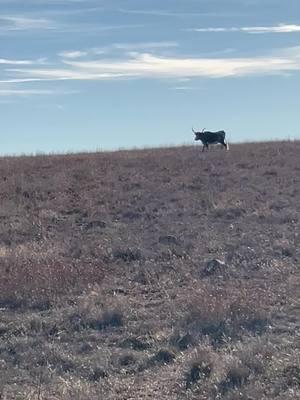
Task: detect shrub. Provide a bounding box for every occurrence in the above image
[219,363,251,394]
[69,308,124,331]
[153,348,176,364]
[169,331,196,350]
[113,248,143,263]
[88,309,124,330]
[178,287,270,345]
[88,366,108,382]
[282,365,300,388]
[185,350,213,388]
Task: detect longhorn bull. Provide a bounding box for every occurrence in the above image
[192,128,228,151]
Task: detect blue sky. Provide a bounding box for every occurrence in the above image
[1,0,300,154]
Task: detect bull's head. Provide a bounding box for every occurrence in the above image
[192,128,205,141]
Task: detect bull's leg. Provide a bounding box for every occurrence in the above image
[220,139,227,150]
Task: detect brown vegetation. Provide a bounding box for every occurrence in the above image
[0,141,299,399]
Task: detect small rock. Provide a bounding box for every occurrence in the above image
[159,235,179,245]
[122,211,141,220]
[85,220,106,230]
[202,259,227,277]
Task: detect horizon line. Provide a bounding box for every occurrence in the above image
[1,137,298,159]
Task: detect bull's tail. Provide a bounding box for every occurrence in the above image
[224,138,229,150]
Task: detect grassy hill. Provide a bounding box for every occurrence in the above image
[0,141,299,399]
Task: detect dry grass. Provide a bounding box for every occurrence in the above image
[0,141,299,399]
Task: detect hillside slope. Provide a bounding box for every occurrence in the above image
[0,142,299,399]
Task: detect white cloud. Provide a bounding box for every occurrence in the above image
[0,78,51,83]
[3,46,300,84]
[0,14,141,35]
[0,89,56,96]
[0,88,78,96]
[192,23,300,34]
[112,41,178,50]
[244,24,300,33]
[118,9,239,18]
[59,51,88,59]
[59,42,178,59]
[0,15,55,31]
[0,59,34,65]
[0,58,47,67]
[172,86,194,91]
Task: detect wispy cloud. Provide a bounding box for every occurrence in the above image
[172,86,195,91]
[55,23,145,34]
[0,58,47,65]
[118,8,239,18]
[0,89,57,96]
[0,15,55,31]
[0,88,78,96]
[0,59,33,65]
[58,51,88,59]
[110,41,178,51]
[4,46,300,83]
[0,78,52,83]
[28,5,105,17]
[192,23,300,34]
[58,42,178,59]
[0,14,143,36]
